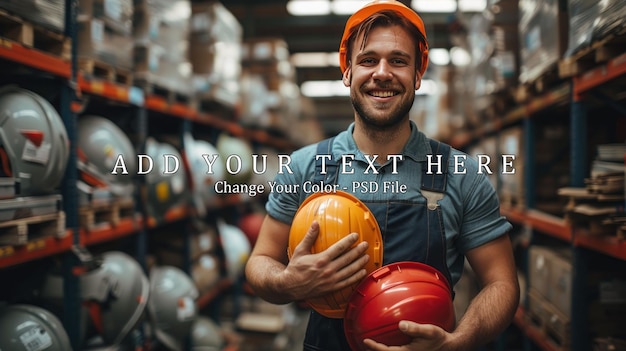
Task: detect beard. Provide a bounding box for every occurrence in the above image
[351,85,415,131]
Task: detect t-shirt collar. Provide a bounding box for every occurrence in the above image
[345,120,430,163]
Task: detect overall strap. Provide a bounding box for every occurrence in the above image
[421,138,451,193]
[313,137,338,184]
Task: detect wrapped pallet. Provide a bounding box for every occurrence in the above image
[518,0,569,84]
[188,1,243,109]
[133,0,192,95]
[565,0,626,58]
[0,0,65,33]
[77,0,134,70]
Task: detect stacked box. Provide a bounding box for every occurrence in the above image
[77,18,134,69]
[518,0,569,84]
[78,0,133,35]
[132,0,192,95]
[528,246,573,318]
[188,1,243,109]
[468,136,499,190]
[77,0,134,69]
[0,0,65,32]
[241,37,299,132]
[498,126,524,205]
[565,0,626,58]
[492,23,519,91]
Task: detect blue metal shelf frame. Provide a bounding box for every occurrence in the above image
[60,0,82,348]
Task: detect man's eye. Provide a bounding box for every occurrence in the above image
[391,59,408,65]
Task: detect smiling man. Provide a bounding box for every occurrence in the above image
[245,1,520,350]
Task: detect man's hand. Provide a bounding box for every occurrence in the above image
[279,220,370,301]
[362,321,452,351]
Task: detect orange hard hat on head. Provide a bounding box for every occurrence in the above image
[339,0,429,76]
[288,190,383,318]
[344,261,455,350]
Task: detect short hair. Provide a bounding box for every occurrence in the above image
[344,10,428,73]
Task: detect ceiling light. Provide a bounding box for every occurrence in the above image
[429,48,451,66]
[287,0,331,16]
[450,46,472,66]
[411,0,457,13]
[327,52,340,66]
[301,80,349,97]
[332,0,370,15]
[290,52,341,67]
[459,0,487,12]
[416,79,439,95]
[301,78,439,98]
[291,52,332,67]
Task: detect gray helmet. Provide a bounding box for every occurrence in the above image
[144,138,189,220]
[182,132,225,216]
[148,265,199,351]
[191,316,224,351]
[77,115,137,197]
[216,133,254,184]
[39,251,149,347]
[0,86,69,195]
[0,304,73,351]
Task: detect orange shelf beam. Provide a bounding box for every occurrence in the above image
[197,277,234,309]
[80,217,142,246]
[501,207,572,242]
[77,77,143,106]
[525,84,571,115]
[573,52,626,100]
[0,40,70,78]
[525,209,572,242]
[513,307,562,351]
[0,231,74,268]
[573,230,626,261]
[145,95,195,120]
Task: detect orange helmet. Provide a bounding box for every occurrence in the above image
[339,0,429,76]
[344,261,455,350]
[288,191,383,318]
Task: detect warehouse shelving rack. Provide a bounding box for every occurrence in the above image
[453,47,626,351]
[0,1,294,350]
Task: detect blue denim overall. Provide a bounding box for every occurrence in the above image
[302,137,454,351]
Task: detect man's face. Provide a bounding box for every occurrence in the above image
[343,24,422,130]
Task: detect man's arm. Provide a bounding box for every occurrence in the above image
[363,234,519,351]
[447,233,520,349]
[245,215,370,305]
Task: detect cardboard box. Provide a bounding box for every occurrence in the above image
[77,18,133,69]
[78,0,133,35]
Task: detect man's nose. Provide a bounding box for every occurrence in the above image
[372,60,393,80]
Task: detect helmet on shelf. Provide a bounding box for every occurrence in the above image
[144,137,189,220]
[0,86,69,195]
[0,304,73,351]
[288,190,383,318]
[339,0,429,76]
[344,261,455,350]
[238,211,265,247]
[39,251,150,347]
[77,115,137,197]
[192,254,222,294]
[182,132,225,215]
[217,219,251,280]
[190,316,225,351]
[148,265,199,351]
[216,133,254,184]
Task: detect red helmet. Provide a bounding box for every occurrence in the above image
[238,212,265,247]
[344,261,455,350]
[288,190,383,318]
